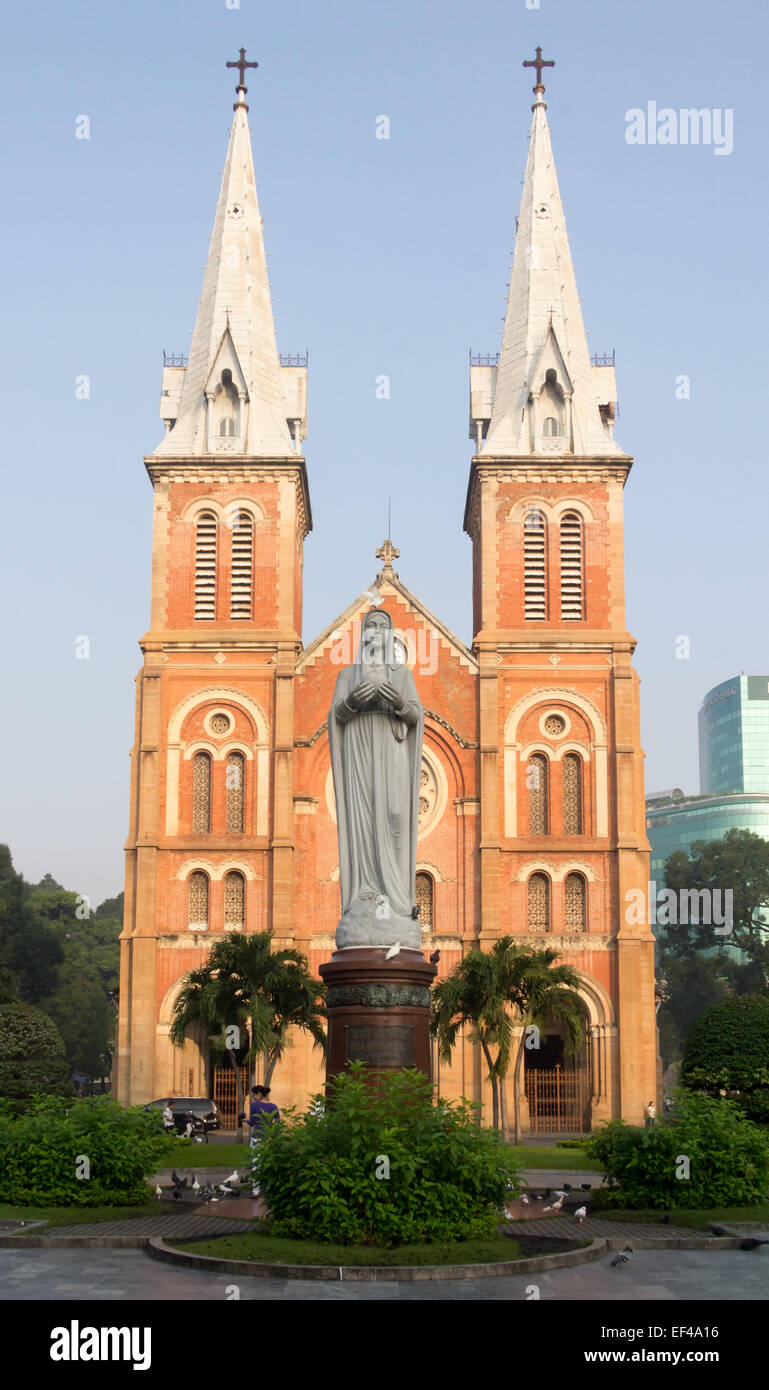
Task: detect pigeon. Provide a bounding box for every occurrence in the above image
[658,1214,670,1225]
[709,1224,729,1237]
[224,1169,240,1187]
[562,1184,572,1192]
[543,1196,564,1213]
[384,942,401,960]
[611,1246,633,1267]
[554,1190,569,1199]
[580,1183,592,1191]
[521,1194,530,1205]
[191,1176,201,1193]
[740,1237,769,1251]
[154,1185,162,1200]
[170,1170,187,1190]
[574,1206,587,1223]
[429,950,440,965]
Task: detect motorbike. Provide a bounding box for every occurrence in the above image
[174,1111,208,1144]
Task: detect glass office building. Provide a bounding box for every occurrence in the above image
[698,674,769,795]
[646,791,769,880]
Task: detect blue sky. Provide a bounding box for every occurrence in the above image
[0,0,766,902]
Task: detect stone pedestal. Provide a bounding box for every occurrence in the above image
[319,948,437,1083]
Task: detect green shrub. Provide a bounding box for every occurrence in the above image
[681,993,769,1122]
[0,1095,175,1206]
[584,1089,769,1209]
[251,1064,520,1245]
[555,1137,587,1149]
[0,1003,72,1113]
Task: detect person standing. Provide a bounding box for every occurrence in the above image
[645,1100,656,1127]
[248,1086,280,1198]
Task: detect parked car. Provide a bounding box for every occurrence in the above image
[143,1097,220,1132]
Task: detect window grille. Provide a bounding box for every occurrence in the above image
[225,752,245,833]
[563,753,583,834]
[230,511,253,619]
[544,714,565,736]
[560,511,583,620]
[415,872,434,929]
[564,873,586,932]
[524,509,547,619]
[224,871,245,927]
[528,873,550,931]
[210,713,230,735]
[192,752,211,833]
[194,512,217,620]
[528,753,548,834]
[188,871,209,929]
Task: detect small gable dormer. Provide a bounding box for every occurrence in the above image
[527,329,573,453]
[204,328,249,453]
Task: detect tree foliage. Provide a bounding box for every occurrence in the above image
[680,992,769,1121]
[663,829,769,968]
[0,1002,72,1110]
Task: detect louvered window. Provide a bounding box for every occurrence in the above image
[543,416,560,436]
[415,872,434,930]
[562,753,583,834]
[230,511,253,619]
[564,873,587,932]
[188,872,209,930]
[225,752,245,833]
[560,511,583,620]
[192,752,211,833]
[528,753,548,835]
[524,509,547,619]
[224,871,245,927]
[528,873,550,932]
[194,512,217,620]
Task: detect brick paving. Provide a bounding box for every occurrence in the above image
[12,1214,255,1242]
[507,1215,710,1241]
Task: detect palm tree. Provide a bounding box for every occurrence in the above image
[170,932,326,1139]
[431,938,583,1140]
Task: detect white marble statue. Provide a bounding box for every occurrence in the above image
[328,609,424,949]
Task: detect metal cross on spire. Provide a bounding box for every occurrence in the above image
[523,46,555,93]
[227,47,259,98]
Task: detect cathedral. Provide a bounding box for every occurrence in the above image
[115,55,658,1132]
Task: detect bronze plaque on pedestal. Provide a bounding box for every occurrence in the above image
[346,1024,415,1068]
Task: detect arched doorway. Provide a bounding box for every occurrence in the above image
[524,1001,592,1134]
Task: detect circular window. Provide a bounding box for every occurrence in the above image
[209,713,231,736]
[544,714,566,737]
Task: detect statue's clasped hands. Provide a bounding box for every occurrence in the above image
[349,678,406,716]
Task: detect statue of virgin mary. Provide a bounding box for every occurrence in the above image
[328,609,424,949]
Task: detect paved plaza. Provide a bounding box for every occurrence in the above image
[1,1246,767,1300]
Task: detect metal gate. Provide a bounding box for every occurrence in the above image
[213,1066,249,1131]
[525,1063,590,1134]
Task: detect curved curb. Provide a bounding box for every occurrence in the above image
[147,1235,607,1281]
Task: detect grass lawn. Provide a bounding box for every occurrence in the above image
[510,1145,596,1170]
[174,1230,585,1266]
[0,1201,170,1227]
[162,1143,251,1169]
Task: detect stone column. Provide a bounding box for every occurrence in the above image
[319,948,437,1082]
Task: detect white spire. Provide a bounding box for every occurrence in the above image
[482,87,624,458]
[154,95,295,458]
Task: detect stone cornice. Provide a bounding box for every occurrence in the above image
[145,455,312,538]
[463,455,632,537]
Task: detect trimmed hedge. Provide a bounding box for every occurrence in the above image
[681,992,769,1121]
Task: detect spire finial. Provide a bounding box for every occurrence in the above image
[226,47,259,110]
[522,47,555,105]
[376,537,400,575]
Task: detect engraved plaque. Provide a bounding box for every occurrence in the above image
[345,1024,415,1068]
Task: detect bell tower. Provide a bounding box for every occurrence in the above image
[116,55,310,1104]
[465,55,657,1124]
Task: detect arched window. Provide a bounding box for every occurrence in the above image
[528,753,548,834]
[543,416,560,436]
[415,872,434,930]
[523,509,547,619]
[224,871,245,928]
[564,873,587,933]
[194,512,217,620]
[562,753,583,834]
[560,511,583,620]
[188,871,209,930]
[230,511,254,620]
[225,752,245,833]
[219,418,236,437]
[192,752,211,833]
[528,873,550,932]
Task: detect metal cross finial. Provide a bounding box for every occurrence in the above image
[376,538,400,570]
[523,47,555,92]
[227,47,259,92]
